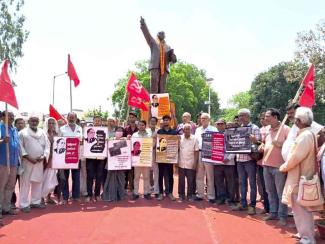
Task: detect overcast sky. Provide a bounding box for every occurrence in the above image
[2,0,325,115]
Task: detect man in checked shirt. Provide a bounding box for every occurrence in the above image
[231,108,261,215]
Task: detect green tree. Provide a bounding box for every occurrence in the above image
[220,91,251,122]
[249,62,300,123]
[293,19,325,123]
[84,106,109,121]
[0,0,29,70]
[112,60,220,121]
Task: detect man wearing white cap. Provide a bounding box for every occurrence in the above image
[19,114,50,213]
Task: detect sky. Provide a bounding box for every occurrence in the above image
[2,0,325,116]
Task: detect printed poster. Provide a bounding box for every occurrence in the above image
[202,132,225,164]
[83,126,108,157]
[131,137,153,167]
[150,93,170,119]
[107,139,131,170]
[52,137,79,169]
[225,127,252,153]
[156,134,179,164]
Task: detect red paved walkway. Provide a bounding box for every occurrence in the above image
[2,195,320,244]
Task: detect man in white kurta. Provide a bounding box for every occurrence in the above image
[19,116,50,212]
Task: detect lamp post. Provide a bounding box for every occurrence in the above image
[52,72,67,105]
[205,78,214,115]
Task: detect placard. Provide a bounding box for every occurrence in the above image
[131,137,153,167]
[225,127,252,153]
[52,137,79,169]
[83,126,108,157]
[156,134,179,164]
[107,139,131,170]
[202,132,225,164]
[150,93,170,119]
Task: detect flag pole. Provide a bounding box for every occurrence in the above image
[70,79,73,112]
[263,67,310,162]
[5,103,10,173]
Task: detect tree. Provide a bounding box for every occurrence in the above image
[220,91,251,122]
[249,62,300,123]
[293,19,325,123]
[84,106,109,121]
[112,60,220,121]
[0,0,29,70]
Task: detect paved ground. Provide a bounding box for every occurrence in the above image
[0,178,324,244]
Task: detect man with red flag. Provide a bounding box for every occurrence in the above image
[282,64,322,162]
[0,60,20,225]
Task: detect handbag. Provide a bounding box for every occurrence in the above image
[250,142,264,161]
[297,133,324,207]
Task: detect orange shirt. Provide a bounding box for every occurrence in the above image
[263,124,290,168]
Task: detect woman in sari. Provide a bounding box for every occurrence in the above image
[42,117,59,204]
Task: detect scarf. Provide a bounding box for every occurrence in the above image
[157,39,165,75]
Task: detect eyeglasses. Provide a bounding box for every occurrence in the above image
[216,123,225,125]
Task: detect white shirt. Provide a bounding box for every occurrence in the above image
[178,134,199,169]
[194,125,217,150]
[60,124,83,139]
[282,121,323,161]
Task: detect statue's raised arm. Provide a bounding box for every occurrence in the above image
[140,16,155,46]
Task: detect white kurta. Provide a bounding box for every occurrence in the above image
[281,122,323,161]
[19,128,50,208]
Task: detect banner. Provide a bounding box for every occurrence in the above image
[83,126,108,157]
[52,137,79,169]
[156,134,179,164]
[202,132,225,164]
[107,139,131,170]
[131,137,153,167]
[225,127,252,153]
[150,93,170,119]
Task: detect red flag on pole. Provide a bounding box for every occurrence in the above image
[126,72,150,101]
[49,104,67,124]
[0,60,19,109]
[128,93,148,111]
[299,64,315,108]
[67,54,80,87]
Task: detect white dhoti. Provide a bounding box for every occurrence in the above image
[42,168,58,197]
[20,160,43,208]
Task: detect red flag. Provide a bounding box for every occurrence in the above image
[0,60,19,109]
[126,72,150,101]
[128,93,148,111]
[67,54,80,87]
[49,104,67,124]
[299,64,315,108]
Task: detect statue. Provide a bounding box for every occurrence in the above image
[140,16,177,94]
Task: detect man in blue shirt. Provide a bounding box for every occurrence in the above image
[0,111,20,225]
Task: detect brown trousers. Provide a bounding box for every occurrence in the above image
[150,69,168,93]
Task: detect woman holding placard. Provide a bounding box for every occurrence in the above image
[102,127,127,202]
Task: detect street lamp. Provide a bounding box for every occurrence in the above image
[52,72,67,105]
[205,78,214,115]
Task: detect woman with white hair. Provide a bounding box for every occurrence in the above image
[279,107,323,244]
[42,117,59,204]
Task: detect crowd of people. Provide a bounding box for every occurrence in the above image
[0,104,324,244]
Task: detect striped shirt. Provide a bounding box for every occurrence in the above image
[236,122,261,162]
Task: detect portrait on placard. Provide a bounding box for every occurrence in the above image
[83,126,108,157]
[52,137,79,169]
